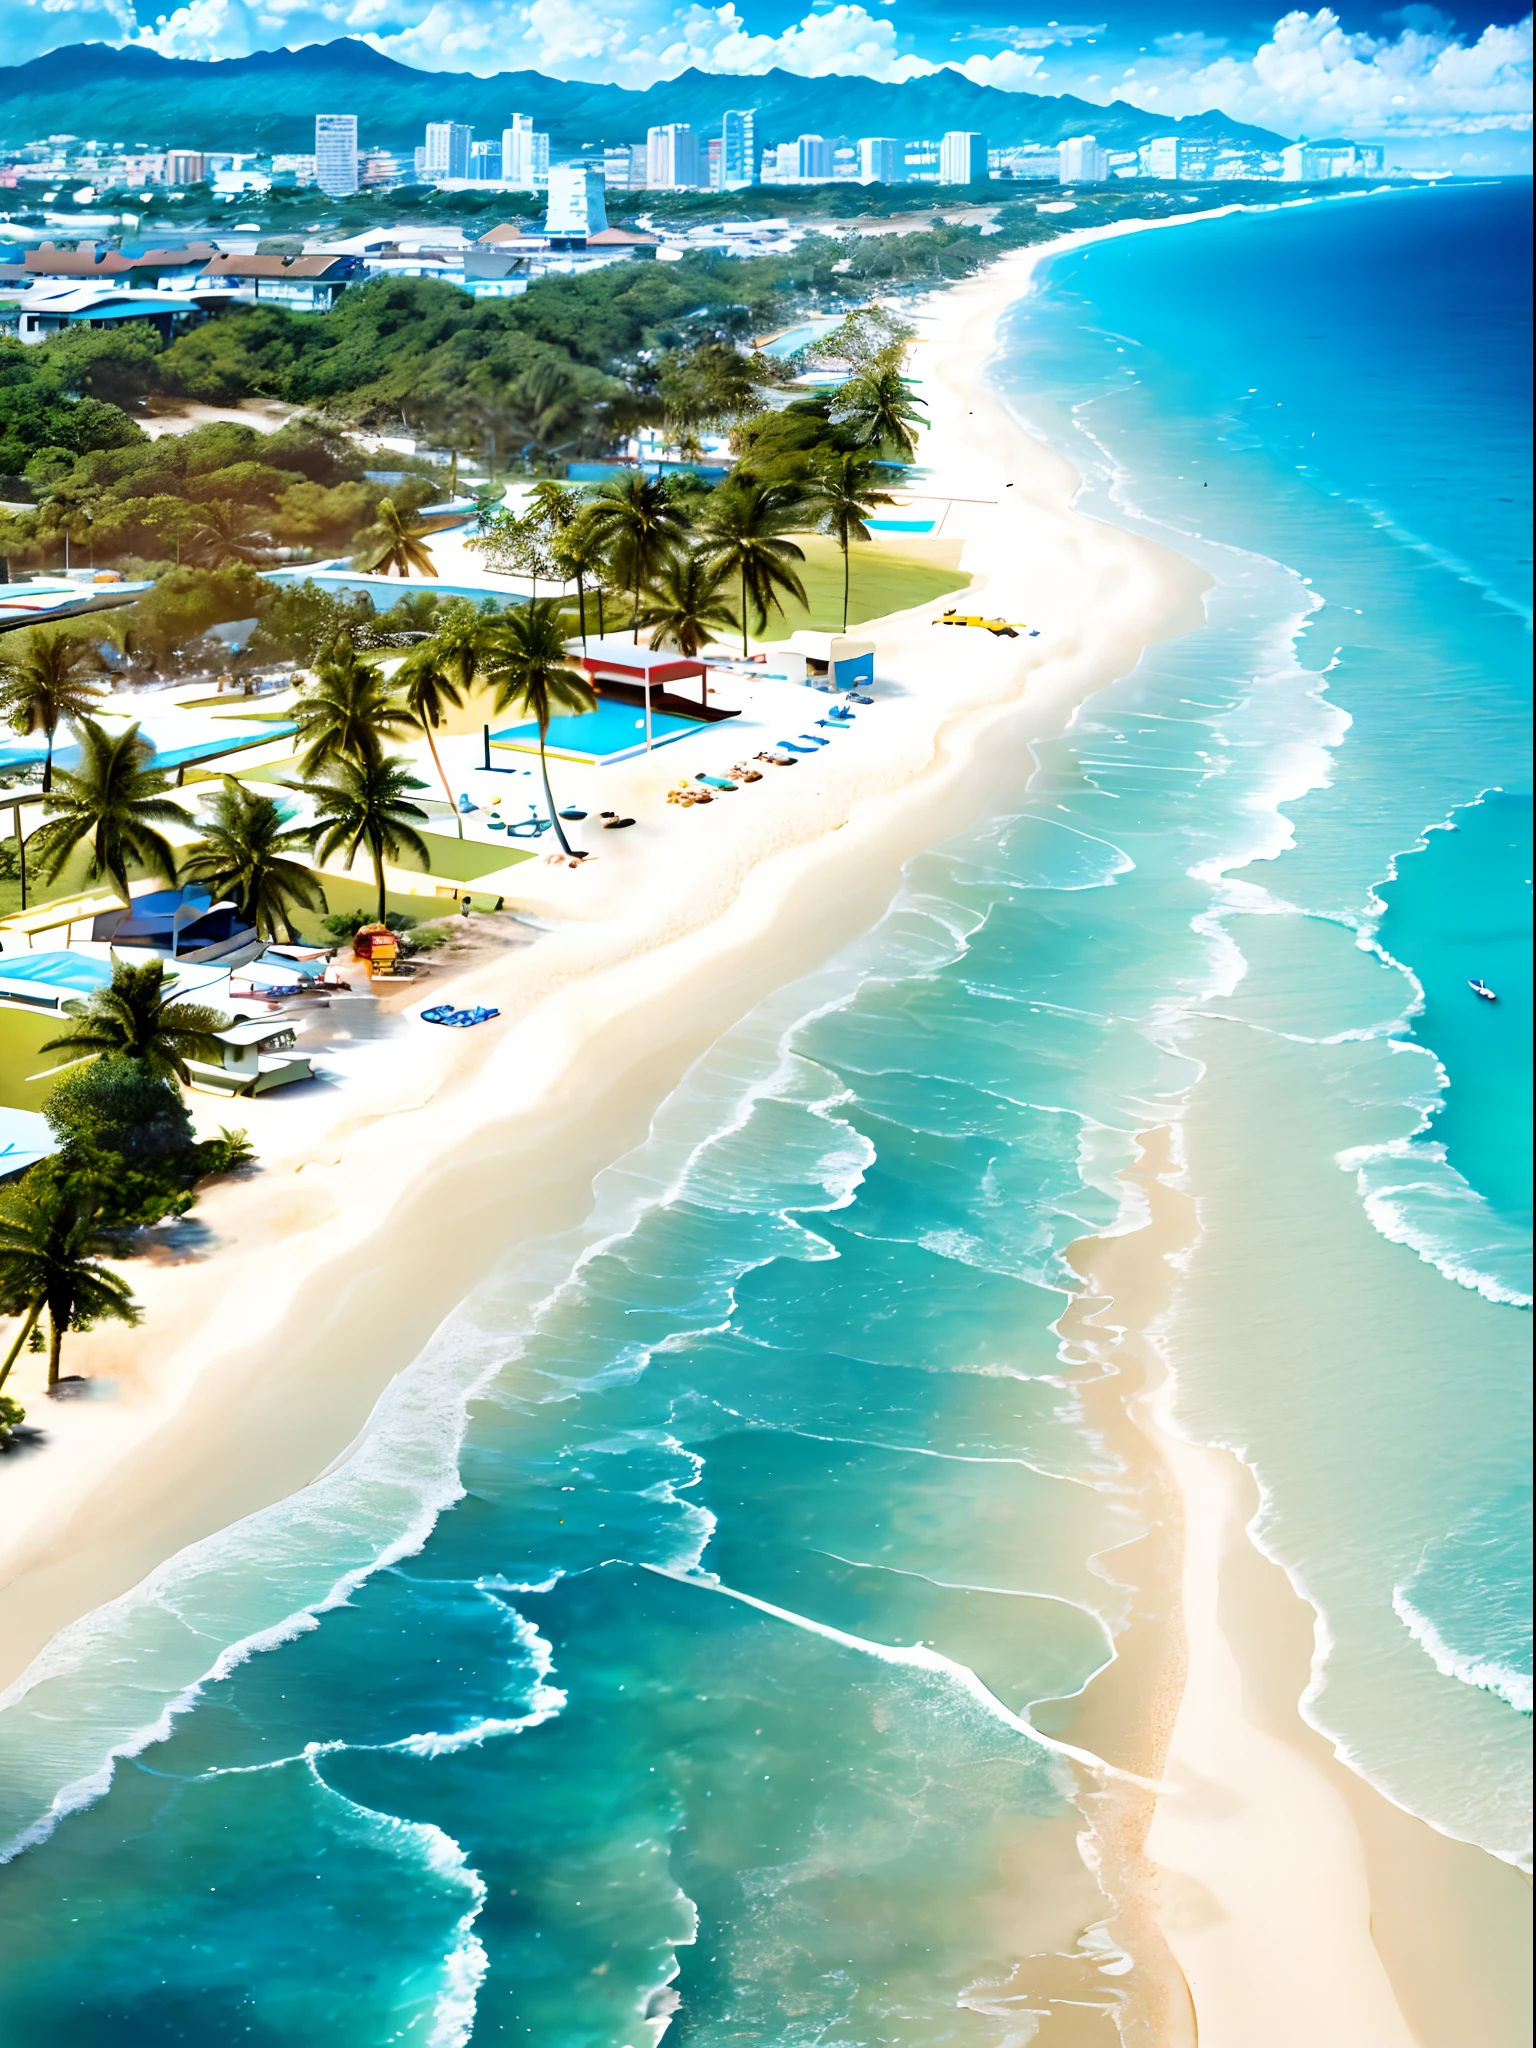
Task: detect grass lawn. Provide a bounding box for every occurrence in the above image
[756,536,970,641]
[0,1006,66,1113]
[408,830,533,883]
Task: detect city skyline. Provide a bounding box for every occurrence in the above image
[0,3,1528,174]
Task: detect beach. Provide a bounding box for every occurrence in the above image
[0,225,1206,1690]
[0,202,1529,2044]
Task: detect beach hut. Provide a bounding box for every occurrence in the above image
[789,632,876,693]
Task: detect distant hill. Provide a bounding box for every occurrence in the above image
[0,40,1288,157]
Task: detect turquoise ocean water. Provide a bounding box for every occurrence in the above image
[0,183,1528,2040]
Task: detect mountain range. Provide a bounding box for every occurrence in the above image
[0,40,1288,157]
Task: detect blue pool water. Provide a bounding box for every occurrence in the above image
[0,184,1527,2041]
[490,700,702,761]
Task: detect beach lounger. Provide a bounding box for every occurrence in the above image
[602,816,636,829]
[696,774,739,791]
[559,807,587,820]
[777,739,820,753]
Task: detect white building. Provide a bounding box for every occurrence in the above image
[647,124,701,189]
[1059,135,1109,184]
[1140,136,1186,180]
[503,115,550,191]
[938,131,987,186]
[424,122,472,182]
[857,137,902,185]
[602,145,635,190]
[721,109,756,189]
[314,113,358,197]
[546,164,608,236]
[797,134,831,182]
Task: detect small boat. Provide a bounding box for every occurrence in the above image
[1468,979,1498,1002]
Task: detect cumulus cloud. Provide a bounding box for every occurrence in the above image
[1101,8,1533,136]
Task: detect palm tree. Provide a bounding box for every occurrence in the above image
[187,498,275,568]
[26,718,191,905]
[831,364,928,464]
[0,628,108,794]
[584,472,690,642]
[525,480,581,538]
[394,645,466,835]
[429,600,498,698]
[699,481,809,656]
[357,497,439,579]
[294,755,431,926]
[293,634,412,774]
[42,955,231,1086]
[550,514,607,652]
[813,452,895,632]
[482,599,595,858]
[181,778,328,940]
[636,554,740,661]
[0,1178,140,1394]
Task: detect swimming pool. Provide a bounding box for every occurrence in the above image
[866,518,936,533]
[487,701,703,765]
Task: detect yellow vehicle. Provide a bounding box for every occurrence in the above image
[933,608,1033,638]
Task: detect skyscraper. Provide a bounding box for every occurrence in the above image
[857,137,903,186]
[424,121,472,181]
[503,114,550,191]
[647,125,701,189]
[720,109,755,189]
[796,134,831,181]
[1058,135,1108,184]
[938,131,987,185]
[314,113,358,197]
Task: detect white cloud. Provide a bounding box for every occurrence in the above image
[1098,9,1533,135]
[2,0,1528,146]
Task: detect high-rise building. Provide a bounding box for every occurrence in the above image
[503,114,550,191]
[424,121,473,181]
[1140,136,1186,180]
[707,137,723,189]
[469,140,503,182]
[647,124,701,189]
[938,131,987,185]
[602,145,634,190]
[796,134,831,181]
[721,109,756,188]
[545,164,608,236]
[164,149,206,186]
[314,113,358,197]
[857,137,902,185]
[1058,134,1108,184]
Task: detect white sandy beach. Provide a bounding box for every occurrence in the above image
[1,211,1528,2039]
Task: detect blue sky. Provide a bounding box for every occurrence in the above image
[4,0,1531,162]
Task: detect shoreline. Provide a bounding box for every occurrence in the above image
[1064,1131,1531,2047]
[0,226,1208,1706]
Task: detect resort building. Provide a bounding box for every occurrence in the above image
[545,166,607,238]
[503,116,550,192]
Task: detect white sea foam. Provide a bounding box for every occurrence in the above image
[1392,1584,1533,1717]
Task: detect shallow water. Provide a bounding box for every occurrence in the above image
[0,184,1528,2039]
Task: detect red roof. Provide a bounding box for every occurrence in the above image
[582,649,707,682]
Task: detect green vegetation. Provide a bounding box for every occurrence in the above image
[294,753,431,924]
[24,718,191,905]
[179,778,327,941]
[42,956,230,1085]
